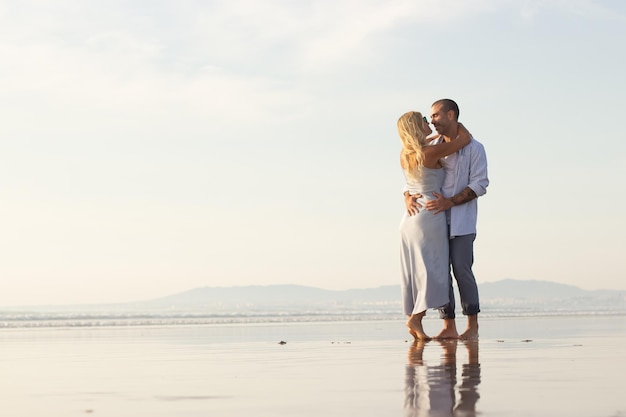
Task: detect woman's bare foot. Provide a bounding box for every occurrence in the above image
[407,312,431,340]
[434,318,459,339]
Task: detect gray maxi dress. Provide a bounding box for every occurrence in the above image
[399,167,450,315]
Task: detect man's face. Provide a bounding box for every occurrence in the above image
[430,103,453,135]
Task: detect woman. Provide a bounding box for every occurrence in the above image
[398,111,471,340]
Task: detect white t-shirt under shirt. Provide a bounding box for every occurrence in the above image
[441,152,457,199]
[440,152,457,224]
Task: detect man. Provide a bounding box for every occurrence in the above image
[403,99,489,339]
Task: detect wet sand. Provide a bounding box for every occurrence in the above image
[0,315,624,416]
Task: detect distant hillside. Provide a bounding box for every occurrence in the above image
[478,279,622,299]
[474,279,625,313]
[141,279,625,311]
[146,284,401,309]
[2,279,623,313]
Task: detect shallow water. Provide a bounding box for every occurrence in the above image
[0,315,624,416]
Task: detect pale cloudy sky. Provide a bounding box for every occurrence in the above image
[1,0,625,306]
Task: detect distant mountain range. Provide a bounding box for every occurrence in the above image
[479,279,622,300]
[139,279,625,311]
[145,284,400,307]
[2,279,624,313]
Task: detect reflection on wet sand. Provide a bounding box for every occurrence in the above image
[405,339,480,417]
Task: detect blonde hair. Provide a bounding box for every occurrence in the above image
[397,111,429,180]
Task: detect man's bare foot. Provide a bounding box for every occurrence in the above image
[459,326,479,340]
[459,315,479,340]
[407,313,431,340]
[434,328,459,339]
[434,318,459,339]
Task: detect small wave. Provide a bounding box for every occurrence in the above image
[0,307,624,329]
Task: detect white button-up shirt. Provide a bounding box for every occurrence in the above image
[433,136,489,238]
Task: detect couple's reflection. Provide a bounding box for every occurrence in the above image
[405,339,480,417]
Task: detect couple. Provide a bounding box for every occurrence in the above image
[398,99,489,341]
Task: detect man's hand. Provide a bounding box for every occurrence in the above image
[404,192,422,216]
[425,192,453,214]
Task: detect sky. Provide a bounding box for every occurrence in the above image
[1,0,625,307]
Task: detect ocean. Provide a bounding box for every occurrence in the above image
[1,303,624,328]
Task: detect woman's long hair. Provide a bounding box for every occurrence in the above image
[397,111,429,180]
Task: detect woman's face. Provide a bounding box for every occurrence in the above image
[421,118,432,137]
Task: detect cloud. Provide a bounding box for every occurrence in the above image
[0,25,305,130]
[1,0,623,133]
[187,0,501,72]
[560,0,626,20]
[518,0,626,21]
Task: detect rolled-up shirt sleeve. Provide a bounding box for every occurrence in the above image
[467,141,489,197]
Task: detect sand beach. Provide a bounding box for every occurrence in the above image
[0,314,624,417]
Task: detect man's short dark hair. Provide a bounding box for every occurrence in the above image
[433,99,460,120]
